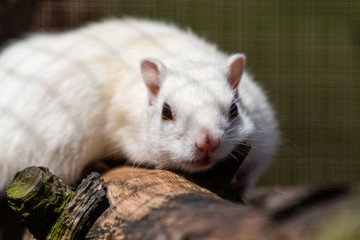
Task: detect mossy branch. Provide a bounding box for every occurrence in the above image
[6,166,108,240]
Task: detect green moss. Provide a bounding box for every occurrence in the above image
[6,167,76,240]
[6,166,45,200]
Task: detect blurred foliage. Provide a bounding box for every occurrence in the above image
[1,0,359,187]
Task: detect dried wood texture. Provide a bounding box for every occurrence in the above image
[6,166,74,240]
[85,167,357,240]
[6,167,108,240]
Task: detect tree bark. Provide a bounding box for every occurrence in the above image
[87,167,357,240]
[6,165,359,240]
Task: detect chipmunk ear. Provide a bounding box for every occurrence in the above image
[224,54,246,90]
[141,58,167,105]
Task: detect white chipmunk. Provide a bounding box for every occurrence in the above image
[0,18,278,196]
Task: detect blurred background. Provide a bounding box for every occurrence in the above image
[0,0,359,188]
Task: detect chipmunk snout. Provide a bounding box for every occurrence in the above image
[195,131,220,153]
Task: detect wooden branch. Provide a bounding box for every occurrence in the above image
[6,165,360,240]
[89,167,357,240]
[6,167,108,240]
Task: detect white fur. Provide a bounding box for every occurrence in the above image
[0,18,278,194]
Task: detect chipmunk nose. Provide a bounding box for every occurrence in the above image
[195,131,220,152]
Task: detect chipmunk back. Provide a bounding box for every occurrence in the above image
[0,18,278,195]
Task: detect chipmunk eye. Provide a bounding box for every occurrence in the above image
[162,102,174,121]
[229,102,238,119]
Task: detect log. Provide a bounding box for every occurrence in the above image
[6,166,360,240]
[6,167,108,240]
